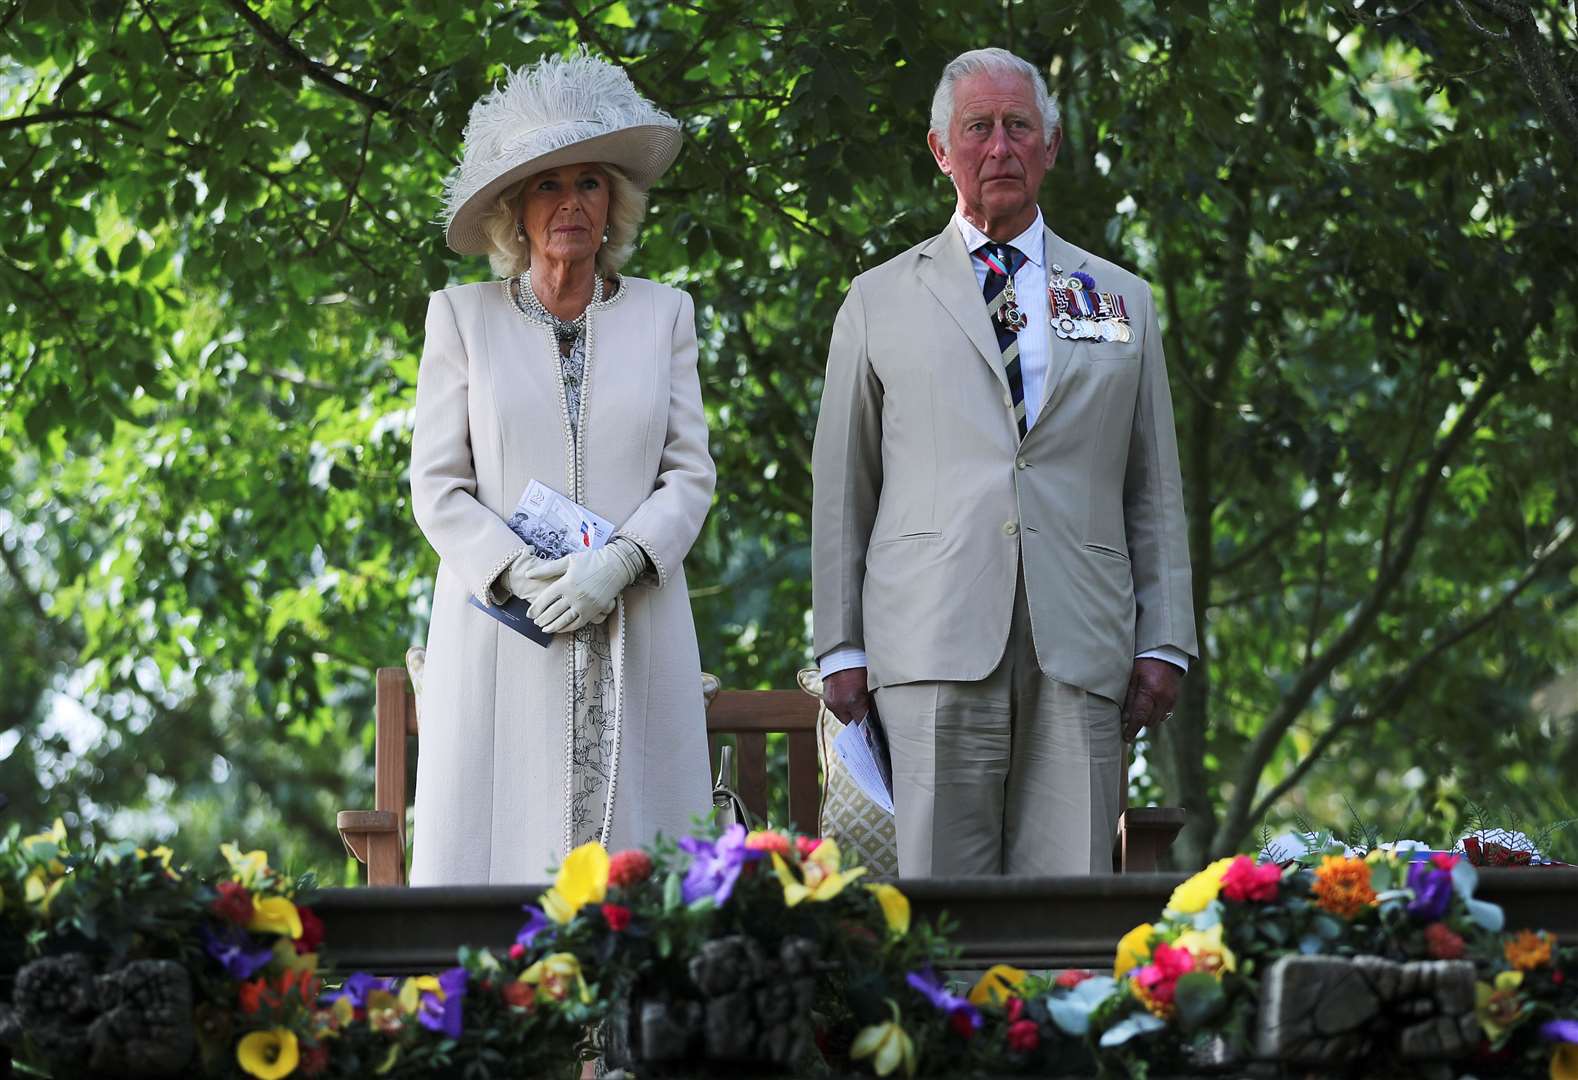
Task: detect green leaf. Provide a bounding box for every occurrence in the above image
[1172,972,1227,1032]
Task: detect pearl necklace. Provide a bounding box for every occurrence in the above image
[512,268,610,342]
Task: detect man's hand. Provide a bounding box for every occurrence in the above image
[822,667,873,726]
[1121,658,1183,742]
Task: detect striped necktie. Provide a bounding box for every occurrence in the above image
[978,242,1029,439]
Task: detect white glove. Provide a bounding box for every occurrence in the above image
[489,550,555,606]
[526,537,647,635]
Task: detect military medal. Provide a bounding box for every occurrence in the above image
[978,245,1029,333]
[1049,265,1132,343]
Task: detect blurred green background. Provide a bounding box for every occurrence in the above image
[2,0,1576,880]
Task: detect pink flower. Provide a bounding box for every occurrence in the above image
[745,831,792,857]
[1007,1018,1040,1052]
[508,942,526,961]
[1220,856,1281,902]
[1134,943,1195,1006]
[1055,969,1093,989]
[796,836,822,858]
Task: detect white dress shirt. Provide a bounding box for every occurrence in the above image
[819,210,1188,680]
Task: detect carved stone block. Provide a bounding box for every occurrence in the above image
[1256,955,1480,1067]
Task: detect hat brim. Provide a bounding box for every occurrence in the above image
[445,124,680,256]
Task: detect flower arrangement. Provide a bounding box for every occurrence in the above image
[3,819,1574,1078]
[1094,850,1578,1077]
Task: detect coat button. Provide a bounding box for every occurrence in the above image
[1002,391,1013,408]
[1003,521,1019,537]
[1015,457,1028,470]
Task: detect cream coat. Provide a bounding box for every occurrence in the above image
[409,277,715,885]
[813,222,1197,704]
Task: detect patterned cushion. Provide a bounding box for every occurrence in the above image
[796,668,898,876]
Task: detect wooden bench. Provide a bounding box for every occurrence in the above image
[337,666,1185,885]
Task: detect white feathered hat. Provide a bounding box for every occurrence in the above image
[440,50,681,256]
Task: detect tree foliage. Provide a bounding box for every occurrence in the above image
[1,0,1575,876]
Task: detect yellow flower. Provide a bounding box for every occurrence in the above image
[521,952,591,1003]
[23,869,66,915]
[21,819,68,874]
[272,937,318,974]
[136,845,182,880]
[1475,970,1527,1042]
[967,963,1027,1007]
[236,1028,300,1080]
[1115,922,1155,978]
[866,883,910,937]
[1167,857,1235,914]
[1311,856,1377,919]
[772,839,867,906]
[249,896,304,940]
[851,1002,916,1078]
[1504,929,1554,971]
[1174,924,1238,978]
[540,842,609,924]
[221,843,272,887]
[398,975,442,1015]
[1553,1044,1578,1080]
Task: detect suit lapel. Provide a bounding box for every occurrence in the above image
[1034,226,1092,421]
[916,226,1011,396]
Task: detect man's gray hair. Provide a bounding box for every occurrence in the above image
[929,47,1060,152]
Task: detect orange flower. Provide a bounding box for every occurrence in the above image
[1503,929,1554,971]
[1311,855,1376,919]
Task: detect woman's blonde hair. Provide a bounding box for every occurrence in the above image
[479,162,647,278]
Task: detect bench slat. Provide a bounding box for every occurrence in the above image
[706,690,818,733]
[786,729,820,832]
[736,731,769,823]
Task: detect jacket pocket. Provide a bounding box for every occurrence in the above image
[1084,542,1130,563]
[871,530,941,547]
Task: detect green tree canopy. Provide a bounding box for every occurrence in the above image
[2,0,1575,876]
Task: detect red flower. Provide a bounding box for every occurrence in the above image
[1425,922,1466,960]
[1134,943,1196,1008]
[1055,969,1093,989]
[796,836,822,857]
[294,905,325,955]
[237,977,267,1015]
[949,1010,978,1038]
[601,904,632,932]
[1430,852,1461,871]
[607,850,654,888]
[299,1044,330,1077]
[501,981,535,1010]
[1220,855,1281,903]
[509,942,527,961]
[1005,997,1024,1022]
[211,880,255,925]
[1553,970,1566,986]
[1007,1018,1040,1053]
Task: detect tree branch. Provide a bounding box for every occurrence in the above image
[1213,371,1510,853]
[0,108,142,133]
[1239,516,1577,833]
[222,0,398,115]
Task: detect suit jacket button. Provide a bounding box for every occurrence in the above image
[1003,521,1019,537]
[1015,457,1028,470]
[1002,391,1013,408]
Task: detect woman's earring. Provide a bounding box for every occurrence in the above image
[602,228,610,243]
[515,221,526,242]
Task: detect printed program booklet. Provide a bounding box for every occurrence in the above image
[832,712,895,815]
[468,480,616,647]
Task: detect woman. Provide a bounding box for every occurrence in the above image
[410,52,715,884]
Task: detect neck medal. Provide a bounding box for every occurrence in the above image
[1048,266,1132,343]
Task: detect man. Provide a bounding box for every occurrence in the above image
[811,47,1197,877]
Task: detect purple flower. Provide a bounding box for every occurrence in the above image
[1406,861,1454,921]
[321,972,394,1010]
[417,966,468,1039]
[1544,1019,1578,1044]
[200,922,274,980]
[1071,270,1097,291]
[516,905,554,949]
[678,824,761,906]
[906,968,982,1035]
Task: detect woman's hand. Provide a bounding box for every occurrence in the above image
[502,551,554,603]
[526,538,647,634]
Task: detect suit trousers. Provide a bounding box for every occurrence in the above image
[873,571,1123,877]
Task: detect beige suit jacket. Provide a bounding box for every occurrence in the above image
[811,220,1198,704]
